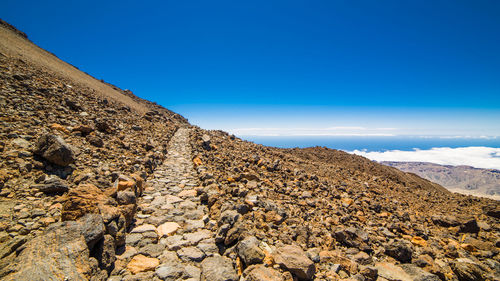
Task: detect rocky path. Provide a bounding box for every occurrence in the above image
[110,128,234,281]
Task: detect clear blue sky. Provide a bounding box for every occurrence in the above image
[3,0,500,137]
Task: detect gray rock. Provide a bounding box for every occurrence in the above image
[201,255,238,281]
[116,191,136,205]
[184,265,201,280]
[79,213,105,250]
[219,210,240,226]
[34,134,76,166]
[237,236,265,265]
[138,243,165,258]
[0,236,27,259]
[164,234,189,251]
[33,176,69,194]
[95,234,116,271]
[177,246,205,262]
[451,261,485,281]
[400,264,440,281]
[156,263,185,280]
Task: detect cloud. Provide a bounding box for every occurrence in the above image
[351,146,500,170]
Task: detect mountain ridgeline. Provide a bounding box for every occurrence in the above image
[0,19,499,281]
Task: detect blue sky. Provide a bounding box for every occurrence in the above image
[3,0,500,137]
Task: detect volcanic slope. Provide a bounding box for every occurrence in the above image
[0,19,499,281]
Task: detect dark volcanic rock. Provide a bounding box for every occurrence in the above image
[34,134,76,166]
[33,176,69,194]
[384,239,413,263]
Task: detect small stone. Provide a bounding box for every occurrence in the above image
[411,236,428,247]
[184,229,212,245]
[177,246,205,262]
[157,222,180,237]
[164,235,189,251]
[127,254,160,274]
[178,189,197,198]
[201,255,238,281]
[156,263,185,280]
[166,195,183,204]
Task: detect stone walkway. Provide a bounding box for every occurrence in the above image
[110,127,221,281]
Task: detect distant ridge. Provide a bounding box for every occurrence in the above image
[383,161,500,200]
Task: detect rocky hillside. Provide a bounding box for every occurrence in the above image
[382,161,500,200]
[0,19,499,281]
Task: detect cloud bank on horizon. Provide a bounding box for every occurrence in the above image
[352,146,500,170]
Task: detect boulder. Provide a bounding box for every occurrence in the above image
[61,183,108,221]
[459,218,480,233]
[237,236,265,265]
[34,134,76,166]
[451,260,485,281]
[79,213,105,250]
[384,239,413,263]
[274,245,315,280]
[201,255,238,281]
[4,221,102,281]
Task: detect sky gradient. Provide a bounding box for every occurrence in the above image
[3,0,500,137]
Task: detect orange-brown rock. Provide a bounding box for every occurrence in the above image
[126,254,159,274]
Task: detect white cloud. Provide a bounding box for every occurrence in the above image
[351,146,500,170]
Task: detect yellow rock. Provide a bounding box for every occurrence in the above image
[127,254,159,274]
[460,243,476,252]
[117,180,135,191]
[227,177,235,182]
[411,236,428,247]
[341,198,354,207]
[236,256,243,276]
[50,123,70,134]
[193,157,202,166]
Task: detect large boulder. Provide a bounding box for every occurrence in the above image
[4,221,105,281]
[273,245,315,280]
[451,260,485,281]
[34,134,76,166]
[201,255,238,281]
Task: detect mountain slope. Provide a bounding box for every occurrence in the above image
[382,161,500,200]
